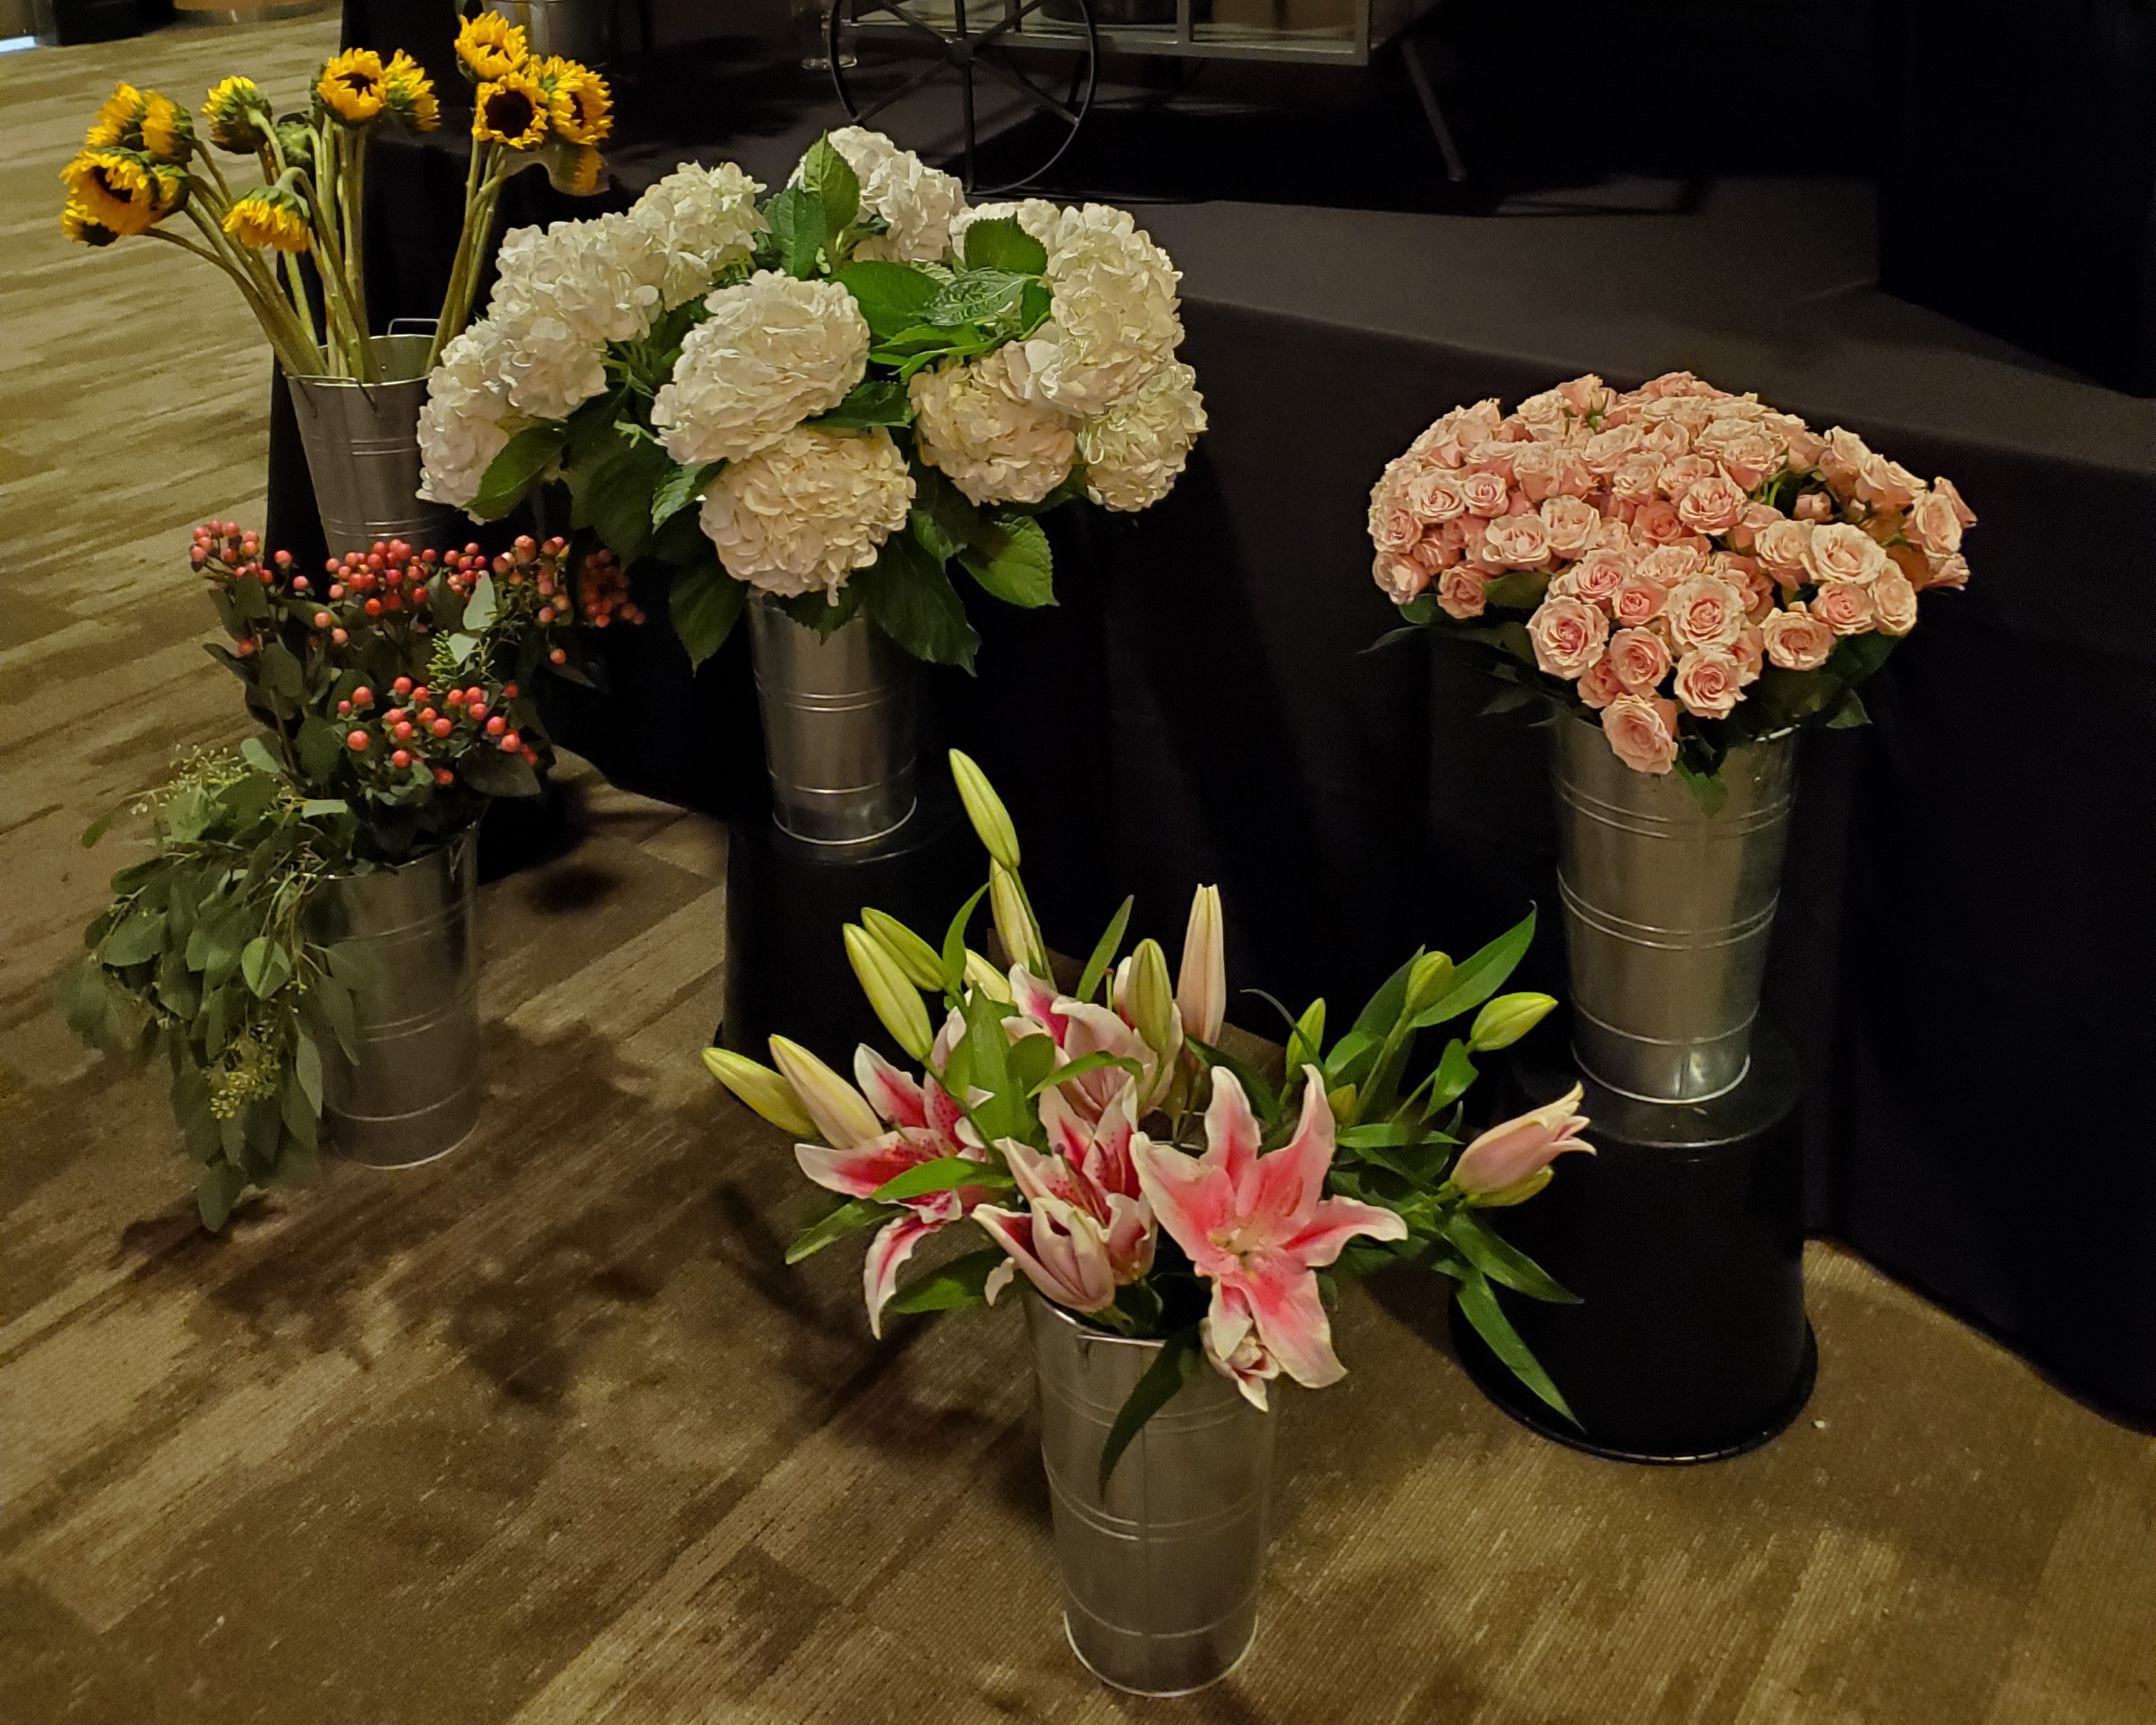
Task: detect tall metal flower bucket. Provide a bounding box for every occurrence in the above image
[486,0,610,61]
[286,329,462,559]
[1024,1291,1277,1696]
[307,831,482,1168]
[1554,716,1798,1103]
[746,597,918,845]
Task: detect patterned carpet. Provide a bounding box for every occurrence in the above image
[2,21,2152,1724]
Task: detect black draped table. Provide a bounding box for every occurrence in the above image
[325,12,2156,1420]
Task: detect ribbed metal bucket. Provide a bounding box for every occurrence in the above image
[747,598,918,845]
[486,0,609,60]
[1024,1291,1276,1696]
[308,831,481,1168]
[1554,717,1797,1103]
[286,331,462,559]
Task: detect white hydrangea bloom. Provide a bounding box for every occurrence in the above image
[417,317,517,506]
[1010,203,1184,419]
[627,161,766,309]
[484,213,660,420]
[823,127,965,264]
[651,271,870,467]
[699,425,915,599]
[947,198,1059,257]
[908,347,1077,506]
[1078,360,1205,512]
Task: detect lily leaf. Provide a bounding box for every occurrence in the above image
[1410,909,1536,1029]
[1027,1050,1143,1099]
[884,1247,1007,1315]
[869,1157,1013,1204]
[1074,896,1134,1004]
[1450,1266,1578,1425]
[786,1196,894,1264]
[1099,1325,1202,1494]
[1443,1211,1578,1304]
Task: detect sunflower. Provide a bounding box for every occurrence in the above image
[274,116,317,173]
[141,92,194,165]
[61,199,122,247]
[202,76,272,153]
[84,82,145,148]
[59,148,160,237]
[472,71,548,150]
[317,48,389,125]
[382,50,440,132]
[455,12,528,83]
[538,57,612,147]
[223,183,313,254]
[545,142,605,197]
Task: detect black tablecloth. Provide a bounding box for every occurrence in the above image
[329,11,2156,1421]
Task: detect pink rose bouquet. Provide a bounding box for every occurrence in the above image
[705,752,1590,1477]
[1369,372,1976,797]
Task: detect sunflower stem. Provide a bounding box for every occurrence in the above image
[148,227,317,377]
[429,136,495,368]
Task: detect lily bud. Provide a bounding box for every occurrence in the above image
[1403,951,1455,1015]
[1122,937,1179,1060]
[769,1035,883,1149]
[990,860,1045,975]
[949,748,1020,870]
[1469,991,1557,1053]
[861,907,945,991]
[1453,1082,1591,1202]
[1465,1167,1554,1208]
[1176,884,1226,1044]
[962,949,1012,1002]
[1326,1082,1359,1127]
[844,923,933,1060]
[701,1046,816,1138]
[1285,998,1327,1070]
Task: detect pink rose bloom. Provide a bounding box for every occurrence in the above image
[1606,626,1673,693]
[1526,594,1610,680]
[1405,464,1467,524]
[1761,603,1836,670]
[1767,413,1827,471]
[1435,563,1488,620]
[1819,427,1873,493]
[1792,490,1834,522]
[1728,501,1785,551]
[1457,468,1511,518]
[1678,471,1750,534]
[1695,421,1782,490]
[1576,653,1626,710]
[1634,369,1722,401]
[1872,569,1919,635]
[1933,476,1978,528]
[1924,551,1971,590]
[1609,571,1668,630]
[1541,494,1605,560]
[1608,453,1665,503]
[1374,551,1432,604]
[1601,692,1680,774]
[1857,452,1923,512]
[1565,546,1632,605]
[1631,499,1686,544]
[1558,373,1611,415]
[1464,439,1519,480]
[1664,574,1747,652]
[1733,623,1765,683]
[1369,487,1420,555]
[1513,387,1578,441]
[1752,518,1813,580]
[1484,512,1553,569]
[1904,488,1963,555]
[1583,424,1641,474]
[1639,420,1694,462]
[1408,401,1498,466]
[1658,454,1719,498]
[1811,580,1875,635]
[1636,543,1705,586]
[1802,521,1889,588]
[1672,646,1745,719]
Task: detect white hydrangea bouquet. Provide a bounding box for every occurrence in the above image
[418,128,1205,670]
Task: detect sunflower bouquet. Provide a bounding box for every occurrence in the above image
[57,15,612,385]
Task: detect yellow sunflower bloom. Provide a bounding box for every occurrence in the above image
[473,71,548,150]
[223,184,313,254]
[203,76,272,153]
[141,92,195,165]
[538,57,612,147]
[85,82,145,148]
[59,148,160,238]
[318,48,389,125]
[61,199,122,247]
[456,12,528,83]
[545,142,605,196]
[149,165,190,221]
[382,50,440,132]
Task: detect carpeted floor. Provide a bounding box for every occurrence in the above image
[3,21,2154,1725]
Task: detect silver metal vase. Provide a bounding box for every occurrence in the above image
[1554,715,1798,1103]
[746,597,918,846]
[486,0,610,61]
[1024,1291,1276,1697]
[307,831,482,1168]
[285,329,462,559]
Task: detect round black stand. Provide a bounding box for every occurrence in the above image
[719,787,981,1070]
[1450,1025,1816,1463]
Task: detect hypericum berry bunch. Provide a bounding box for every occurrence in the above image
[575,547,642,632]
[330,670,537,784]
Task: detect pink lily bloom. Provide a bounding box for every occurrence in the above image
[1449,1083,1593,1204]
[1131,1068,1408,1408]
[976,1089,1156,1314]
[1006,967,1162,1123]
[795,1045,993,1338]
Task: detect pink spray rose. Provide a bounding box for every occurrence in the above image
[1561,546,1632,606]
[1932,476,1978,528]
[1857,452,1923,512]
[1583,424,1642,474]
[1924,551,1971,590]
[1636,543,1705,586]
[1792,490,1834,522]
[1663,574,1747,652]
[1576,653,1626,710]
[1728,501,1785,552]
[1456,468,1511,518]
[1609,571,1669,630]
[1541,494,1605,560]
[1658,454,1719,499]
[1678,471,1750,534]
[1608,452,1664,503]
[1760,603,1835,670]
[1802,521,1889,587]
[1629,499,1687,545]
[1601,692,1680,774]
[1373,552,1432,604]
[1872,569,1919,635]
[1810,580,1876,635]
[1904,488,1964,555]
[1606,626,1673,693]
[1671,646,1746,719]
[1434,563,1488,620]
[1752,518,1813,582]
[1369,486,1420,555]
[1732,623,1765,683]
[1526,594,1610,679]
[1483,511,1554,569]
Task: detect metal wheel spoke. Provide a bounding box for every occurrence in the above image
[972,46,1079,125]
[851,56,953,126]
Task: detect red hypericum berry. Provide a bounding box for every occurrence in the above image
[383,595,403,612]
[391,676,413,695]
[324,558,341,575]
[417,708,437,725]
[337,699,353,715]
[485,715,505,735]
[446,689,466,707]
[537,578,555,598]
[292,576,310,593]
[520,746,538,764]
[327,583,345,600]
[351,687,373,707]
[467,702,488,723]
[391,749,412,769]
[433,767,456,786]
[502,682,519,700]
[364,598,383,617]
[431,718,453,737]
[235,638,257,656]
[498,731,520,752]
[190,547,207,568]
[274,549,293,567]
[332,628,349,645]
[537,605,555,624]
[346,730,369,751]
[549,647,568,665]
[394,722,414,740]
[256,568,274,585]
[314,610,333,628]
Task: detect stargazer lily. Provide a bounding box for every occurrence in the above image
[1131,1068,1407,1408]
[1006,966,1164,1122]
[976,1088,1155,1314]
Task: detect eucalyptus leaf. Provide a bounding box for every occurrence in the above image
[102,902,168,968]
[240,936,293,999]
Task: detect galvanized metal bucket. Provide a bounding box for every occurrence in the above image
[308,831,482,1168]
[286,329,462,559]
[1554,716,1798,1104]
[746,598,918,846]
[1024,1291,1276,1696]
[486,0,610,61]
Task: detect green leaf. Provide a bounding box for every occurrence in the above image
[582,441,673,565]
[761,185,828,277]
[456,747,540,798]
[940,882,990,995]
[857,533,980,670]
[669,557,746,670]
[1824,686,1870,729]
[652,460,719,529]
[294,1030,323,1115]
[101,902,169,968]
[883,1247,1008,1315]
[324,942,375,991]
[810,377,914,431]
[468,423,568,522]
[786,1195,895,1264]
[908,464,983,563]
[1444,1212,1577,1304]
[80,802,124,848]
[240,936,293,999]
[1027,1050,1143,1099]
[1186,1035,1280,1126]
[798,134,861,237]
[832,261,940,341]
[296,715,344,783]
[925,267,1033,328]
[1075,896,1134,1004]
[280,1069,318,1146]
[312,975,360,1063]
[258,641,307,705]
[1482,570,1552,611]
[463,571,499,633]
[1452,1267,1577,1425]
[961,215,1048,276]
[1673,756,1730,817]
[868,1156,1014,1204]
[959,513,1055,609]
[195,1161,247,1233]
[1099,1326,1202,1494]
[1410,909,1536,1030]
[240,735,282,779]
[1426,1038,1479,1114]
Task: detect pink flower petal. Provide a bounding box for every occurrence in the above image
[1131,1134,1237,1277]
[1245,1069,1335,1236]
[854,1045,928,1130]
[1239,1253,1348,1391]
[1282,1194,1409,1269]
[864,1212,941,1338]
[795,1133,927,1200]
[1201,1068,1262,1190]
